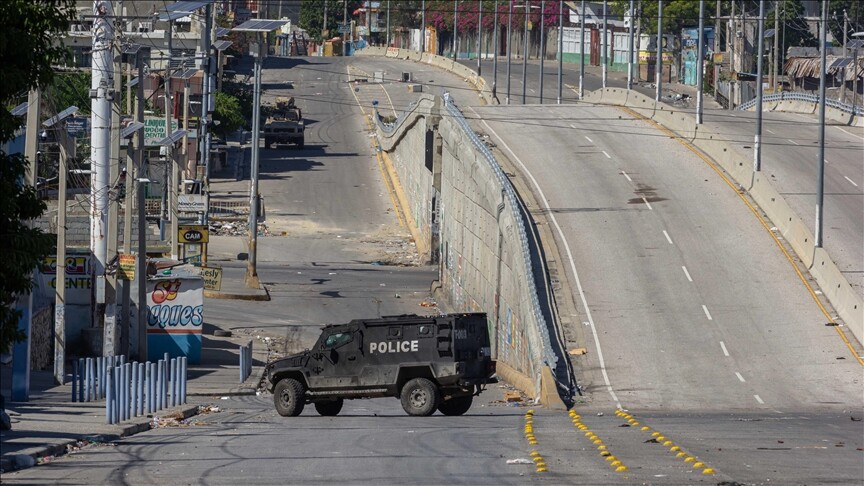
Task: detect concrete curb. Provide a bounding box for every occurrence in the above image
[0,404,198,474]
[204,285,270,301]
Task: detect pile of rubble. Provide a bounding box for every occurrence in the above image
[209,221,271,237]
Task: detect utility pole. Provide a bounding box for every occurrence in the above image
[106,28,121,357]
[815,0,827,248]
[696,0,705,124]
[90,0,114,353]
[627,0,634,89]
[557,0,563,103]
[656,0,663,101]
[53,131,71,385]
[754,0,765,172]
[422,0,426,53]
[133,52,147,362]
[323,0,328,44]
[386,0,391,47]
[12,89,40,399]
[602,0,607,88]
[579,0,585,99]
[165,24,179,261]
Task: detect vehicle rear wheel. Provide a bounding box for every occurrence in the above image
[437,395,473,416]
[273,378,305,417]
[314,398,344,416]
[400,378,440,416]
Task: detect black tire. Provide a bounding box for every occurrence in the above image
[314,399,344,416]
[400,378,440,416]
[437,395,473,416]
[273,378,305,417]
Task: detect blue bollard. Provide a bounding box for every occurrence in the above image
[71,360,79,402]
[171,358,178,407]
[180,357,187,405]
[86,358,94,401]
[105,366,113,424]
[131,363,137,418]
[77,358,84,401]
[137,362,145,416]
[147,362,154,413]
[156,360,164,410]
[114,366,121,424]
[239,346,245,383]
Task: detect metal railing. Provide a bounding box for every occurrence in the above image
[71,354,188,425]
[442,97,559,380]
[738,91,863,116]
[239,340,253,383]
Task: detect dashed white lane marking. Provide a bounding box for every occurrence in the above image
[662,230,673,245]
[702,305,713,321]
[622,171,632,182]
[754,395,765,404]
[641,197,653,210]
[766,128,776,134]
[571,124,579,129]
[735,372,746,383]
[475,108,622,409]
[682,266,693,282]
[844,176,859,187]
[834,125,864,140]
[720,341,730,357]
[585,136,593,143]
[602,150,611,159]
[787,139,800,145]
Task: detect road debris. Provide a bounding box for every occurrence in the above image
[506,458,533,465]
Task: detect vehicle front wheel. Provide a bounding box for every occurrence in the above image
[400,378,440,416]
[437,395,473,416]
[273,378,306,417]
[314,398,344,416]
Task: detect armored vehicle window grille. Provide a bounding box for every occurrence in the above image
[324,332,353,349]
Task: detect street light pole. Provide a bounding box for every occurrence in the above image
[453,0,459,61]
[343,0,348,56]
[602,0,607,88]
[815,0,827,248]
[386,1,391,47]
[522,0,529,104]
[579,0,585,99]
[477,0,482,76]
[507,0,513,104]
[627,0,634,89]
[655,0,663,101]
[754,0,765,172]
[696,0,705,124]
[247,35,263,286]
[557,0,563,104]
[422,0,426,53]
[539,0,545,103]
[493,0,499,100]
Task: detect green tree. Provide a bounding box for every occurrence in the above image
[299,0,364,43]
[212,91,245,138]
[0,0,74,353]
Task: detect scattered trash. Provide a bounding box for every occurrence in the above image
[504,391,523,402]
[419,300,437,308]
[198,405,222,414]
[851,417,862,422]
[568,347,588,356]
[220,396,230,400]
[597,412,604,416]
[506,458,533,465]
[644,438,659,443]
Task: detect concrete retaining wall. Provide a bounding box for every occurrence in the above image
[590,88,863,345]
[375,94,566,405]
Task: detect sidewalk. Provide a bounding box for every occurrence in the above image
[0,332,269,473]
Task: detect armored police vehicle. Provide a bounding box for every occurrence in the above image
[265,313,497,417]
[263,96,304,149]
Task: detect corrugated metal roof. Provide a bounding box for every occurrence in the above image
[784,55,863,81]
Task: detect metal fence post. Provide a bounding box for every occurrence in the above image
[239,345,245,383]
[113,366,120,424]
[146,361,154,413]
[131,362,138,418]
[87,358,94,401]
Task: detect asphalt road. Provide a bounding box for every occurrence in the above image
[6,55,861,485]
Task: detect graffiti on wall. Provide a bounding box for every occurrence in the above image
[147,278,204,331]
